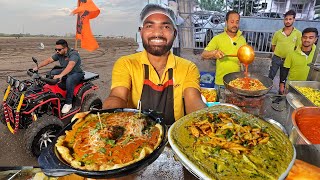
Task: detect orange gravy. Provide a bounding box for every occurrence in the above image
[297,116,320,144]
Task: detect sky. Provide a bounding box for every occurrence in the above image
[0,0,157,38]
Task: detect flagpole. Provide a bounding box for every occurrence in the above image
[75,0,80,50]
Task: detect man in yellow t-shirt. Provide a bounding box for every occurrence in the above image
[201,10,246,98]
[268,10,302,91]
[103,4,206,125]
[279,28,318,94]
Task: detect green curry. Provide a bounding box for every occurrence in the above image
[171,105,294,180]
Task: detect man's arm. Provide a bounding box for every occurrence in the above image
[53,61,76,79]
[34,57,54,70]
[183,87,206,114]
[103,87,129,109]
[271,45,276,52]
[201,50,224,60]
[279,55,292,94]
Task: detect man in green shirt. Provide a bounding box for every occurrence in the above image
[201,10,246,89]
[268,10,302,89]
[279,28,318,94]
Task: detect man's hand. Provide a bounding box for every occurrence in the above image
[32,67,38,71]
[53,74,63,80]
[212,50,225,59]
[279,83,285,95]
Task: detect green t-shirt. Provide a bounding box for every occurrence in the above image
[272,28,302,58]
[204,30,247,85]
[283,44,316,81]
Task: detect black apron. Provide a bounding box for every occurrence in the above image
[140,64,175,125]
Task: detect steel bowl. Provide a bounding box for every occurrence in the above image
[290,106,320,144]
[38,108,168,179]
[223,72,273,96]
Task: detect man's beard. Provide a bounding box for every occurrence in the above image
[227,26,238,33]
[285,22,293,27]
[142,38,173,56]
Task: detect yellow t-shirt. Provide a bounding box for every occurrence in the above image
[111,50,201,120]
[204,30,247,85]
[272,28,302,58]
[283,44,316,81]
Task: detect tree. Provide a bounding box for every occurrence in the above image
[197,0,226,12]
[227,0,261,16]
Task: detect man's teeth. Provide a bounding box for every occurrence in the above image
[150,39,165,43]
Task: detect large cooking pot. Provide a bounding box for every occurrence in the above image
[223,72,273,96]
[38,108,168,179]
[290,106,320,144]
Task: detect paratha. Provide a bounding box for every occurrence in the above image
[56,112,163,171]
[170,105,295,180]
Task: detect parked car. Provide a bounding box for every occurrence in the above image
[193,11,225,48]
[256,12,284,19]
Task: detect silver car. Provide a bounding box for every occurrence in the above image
[193,11,225,48]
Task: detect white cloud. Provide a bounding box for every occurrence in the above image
[0,0,148,37]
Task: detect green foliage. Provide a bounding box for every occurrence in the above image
[197,0,226,12]
[227,0,261,16]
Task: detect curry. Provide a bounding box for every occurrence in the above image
[297,116,320,144]
[229,77,267,91]
[170,105,294,180]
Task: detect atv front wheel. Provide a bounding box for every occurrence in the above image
[24,115,64,157]
[81,93,102,112]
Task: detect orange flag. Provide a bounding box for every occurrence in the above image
[72,0,100,51]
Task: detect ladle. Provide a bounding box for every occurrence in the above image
[225,45,255,65]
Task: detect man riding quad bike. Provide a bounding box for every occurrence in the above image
[1,57,102,157]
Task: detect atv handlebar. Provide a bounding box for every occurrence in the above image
[27,69,60,85]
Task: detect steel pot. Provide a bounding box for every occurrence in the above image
[290,106,320,144]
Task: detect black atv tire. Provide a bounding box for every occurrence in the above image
[0,104,6,126]
[81,93,102,112]
[24,115,64,157]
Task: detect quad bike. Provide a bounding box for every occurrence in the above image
[1,57,102,157]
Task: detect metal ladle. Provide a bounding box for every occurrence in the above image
[226,45,255,65]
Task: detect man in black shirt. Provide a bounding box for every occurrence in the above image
[33,39,84,113]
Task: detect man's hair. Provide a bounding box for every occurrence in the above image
[140,4,177,30]
[284,10,296,18]
[302,27,319,37]
[56,39,68,48]
[226,10,240,21]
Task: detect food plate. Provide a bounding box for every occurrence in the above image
[169,105,296,180]
[38,108,168,179]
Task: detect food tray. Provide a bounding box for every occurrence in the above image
[168,105,296,180]
[38,108,168,179]
[287,81,320,107]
